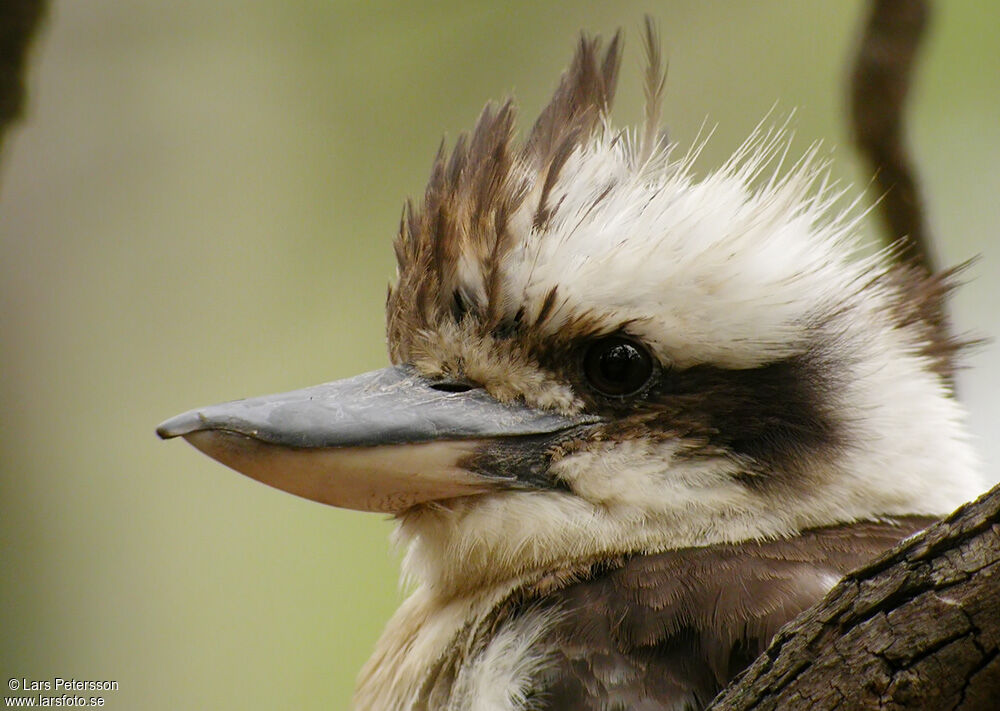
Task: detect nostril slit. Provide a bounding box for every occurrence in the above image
[430,382,474,393]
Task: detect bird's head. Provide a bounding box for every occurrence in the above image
[159,30,981,594]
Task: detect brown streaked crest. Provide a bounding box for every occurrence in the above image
[386,27,663,363]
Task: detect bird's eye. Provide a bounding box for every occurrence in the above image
[583,337,654,397]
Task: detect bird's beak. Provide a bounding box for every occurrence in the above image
[157,365,596,513]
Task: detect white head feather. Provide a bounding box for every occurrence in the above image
[383,32,983,595]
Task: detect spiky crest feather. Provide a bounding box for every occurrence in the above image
[387,30,963,386]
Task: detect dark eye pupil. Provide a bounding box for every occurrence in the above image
[584,337,653,396]
[600,344,634,381]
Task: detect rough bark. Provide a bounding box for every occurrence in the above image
[0,0,46,155]
[707,482,1000,710]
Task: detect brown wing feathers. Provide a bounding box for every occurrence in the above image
[532,518,936,709]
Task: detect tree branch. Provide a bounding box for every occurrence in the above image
[707,482,1000,710]
[0,0,47,155]
[850,0,934,272]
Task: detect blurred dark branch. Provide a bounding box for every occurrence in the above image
[851,0,934,272]
[0,0,47,155]
[852,0,960,397]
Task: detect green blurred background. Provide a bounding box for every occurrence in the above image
[1,2,997,708]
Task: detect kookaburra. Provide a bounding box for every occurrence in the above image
[158,27,983,710]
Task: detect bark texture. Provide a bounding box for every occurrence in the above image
[707,482,1000,710]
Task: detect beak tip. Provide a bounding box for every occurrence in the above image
[156,410,204,440]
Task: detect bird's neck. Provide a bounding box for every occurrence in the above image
[356,516,937,710]
[352,569,558,711]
